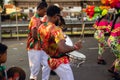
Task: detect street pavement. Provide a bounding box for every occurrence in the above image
[1,36,115,80]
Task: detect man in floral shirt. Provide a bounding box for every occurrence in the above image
[26,0,50,80]
[38,5,82,80]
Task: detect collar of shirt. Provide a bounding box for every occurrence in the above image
[34,13,40,18]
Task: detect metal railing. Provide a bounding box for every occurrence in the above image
[1,21,95,39]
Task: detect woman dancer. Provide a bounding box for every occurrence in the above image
[107,7,120,79]
[93,9,109,65]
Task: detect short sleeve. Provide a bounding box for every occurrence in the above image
[105,21,109,26]
[106,21,112,32]
[41,15,47,23]
[52,27,65,43]
[109,21,113,27]
[31,18,38,30]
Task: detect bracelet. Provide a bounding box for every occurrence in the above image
[74,45,79,50]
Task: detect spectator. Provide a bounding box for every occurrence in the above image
[7,66,26,80]
[0,43,8,80]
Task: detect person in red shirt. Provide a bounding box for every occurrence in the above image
[38,5,82,80]
[26,0,50,80]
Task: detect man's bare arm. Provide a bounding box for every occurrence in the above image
[57,39,82,54]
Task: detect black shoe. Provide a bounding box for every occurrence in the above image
[50,70,57,75]
[112,73,120,80]
[113,72,119,76]
[112,77,120,80]
[97,59,107,65]
[108,66,115,74]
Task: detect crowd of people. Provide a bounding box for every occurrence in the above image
[0,0,120,80]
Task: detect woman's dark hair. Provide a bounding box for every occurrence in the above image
[59,15,65,25]
[0,43,7,54]
[111,13,120,31]
[97,16,105,26]
[47,5,61,17]
[110,13,114,21]
[7,67,26,80]
[112,3,120,28]
[37,0,48,10]
[58,15,67,31]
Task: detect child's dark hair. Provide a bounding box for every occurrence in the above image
[7,67,26,80]
[37,0,48,10]
[47,5,61,17]
[0,43,7,54]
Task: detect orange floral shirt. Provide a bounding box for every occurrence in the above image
[38,22,69,70]
[27,13,43,50]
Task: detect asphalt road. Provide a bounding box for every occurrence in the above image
[2,36,115,80]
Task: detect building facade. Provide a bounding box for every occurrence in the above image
[14,0,101,9]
